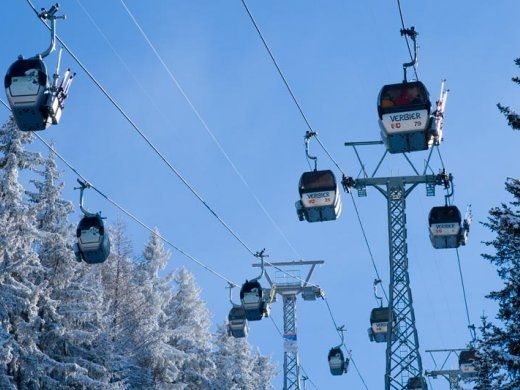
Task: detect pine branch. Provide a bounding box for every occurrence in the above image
[497,103,520,131]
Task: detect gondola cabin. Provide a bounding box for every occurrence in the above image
[240,280,265,321]
[369,307,395,343]
[459,349,477,375]
[428,206,468,249]
[227,306,249,338]
[5,56,73,132]
[5,58,52,131]
[378,81,439,153]
[295,170,342,223]
[73,215,110,264]
[407,376,428,390]
[328,347,347,376]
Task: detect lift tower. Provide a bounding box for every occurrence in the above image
[345,141,450,390]
[253,260,324,390]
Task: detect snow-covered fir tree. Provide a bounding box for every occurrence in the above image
[129,228,180,388]
[213,323,256,390]
[250,350,277,390]
[497,58,520,130]
[0,116,59,388]
[98,221,148,387]
[165,267,216,389]
[213,323,276,390]
[474,177,520,389]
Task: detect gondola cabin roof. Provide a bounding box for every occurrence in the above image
[228,306,247,321]
[239,280,262,300]
[298,170,337,194]
[370,307,392,323]
[76,215,105,237]
[377,81,431,118]
[5,58,47,89]
[428,206,462,225]
[328,347,344,360]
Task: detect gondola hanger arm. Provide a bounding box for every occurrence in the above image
[304,131,318,171]
[373,279,383,307]
[400,26,418,82]
[226,282,240,306]
[36,3,65,59]
[336,325,346,349]
[75,178,99,218]
[252,249,268,281]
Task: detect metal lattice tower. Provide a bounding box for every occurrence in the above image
[346,140,449,390]
[283,295,300,390]
[384,178,423,388]
[253,260,324,390]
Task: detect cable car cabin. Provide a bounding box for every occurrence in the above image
[378,81,440,154]
[328,347,347,376]
[459,349,477,376]
[227,306,249,338]
[295,170,342,223]
[73,215,110,264]
[5,58,50,131]
[428,206,469,249]
[407,376,428,390]
[240,280,266,321]
[5,57,73,131]
[368,307,396,343]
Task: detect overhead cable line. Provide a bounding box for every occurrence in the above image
[313,135,347,177]
[239,0,344,178]
[349,356,370,390]
[25,0,258,258]
[73,0,315,292]
[240,0,314,133]
[240,0,388,299]
[73,0,173,131]
[25,0,315,288]
[434,146,473,340]
[455,247,475,341]
[395,0,418,80]
[25,1,382,344]
[0,99,239,287]
[349,193,389,302]
[116,0,300,258]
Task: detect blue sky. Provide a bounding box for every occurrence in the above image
[3,1,520,388]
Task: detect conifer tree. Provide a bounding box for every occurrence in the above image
[213,322,276,390]
[98,221,147,387]
[473,61,520,388]
[474,177,520,389]
[0,116,57,388]
[130,228,179,388]
[165,267,216,389]
[250,350,277,390]
[497,58,520,130]
[213,323,256,390]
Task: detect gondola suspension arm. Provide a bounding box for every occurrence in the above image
[373,279,384,308]
[251,249,267,281]
[227,282,240,306]
[400,27,418,82]
[75,179,99,217]
[304,131,318,171]
[36,4,65,59]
